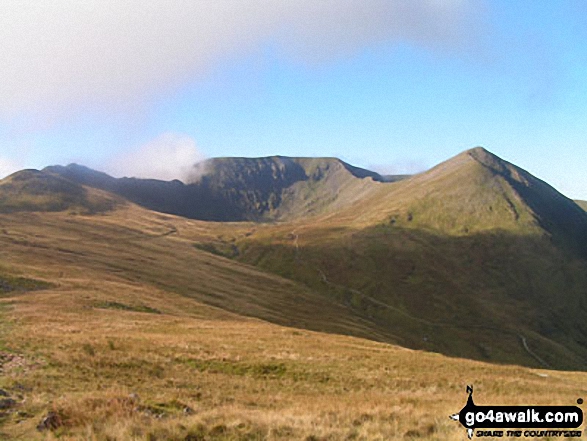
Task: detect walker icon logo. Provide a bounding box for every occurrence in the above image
[449,386,583,439]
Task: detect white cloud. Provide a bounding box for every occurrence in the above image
[0,0,481,121]
[106,133,204,182]
[370,159,429,176]
[0,156,20,179]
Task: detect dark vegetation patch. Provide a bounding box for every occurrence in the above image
[0,275,53,295]
[137,399,192,418]
[178,358,332,384]
[94,301,161,314]
[179,359,287,379]
[193,242,239,258]
[145,421,268,441]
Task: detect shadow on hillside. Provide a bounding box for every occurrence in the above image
[237,225,587,371]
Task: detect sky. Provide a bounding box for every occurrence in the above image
[1,1,587,198]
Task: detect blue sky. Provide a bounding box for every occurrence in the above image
[1,1,586,199]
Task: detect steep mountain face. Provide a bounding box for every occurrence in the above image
[46,157,390,221]
[0,169,118,214]
[467,148,587,257]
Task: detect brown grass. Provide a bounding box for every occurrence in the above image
[4,279,587,440]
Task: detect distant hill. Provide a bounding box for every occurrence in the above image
[0,169,119,214]
[46,157,392,221]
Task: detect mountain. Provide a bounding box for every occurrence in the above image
[320,147,587,256]
[8,147,587,370]
[0,169,119,214]
[45,157,399,221]
[232,148,587,369]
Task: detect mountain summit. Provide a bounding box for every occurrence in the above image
[328,148,587,247]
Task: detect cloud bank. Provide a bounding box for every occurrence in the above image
[106,133,204,182]
[0,0,480,121]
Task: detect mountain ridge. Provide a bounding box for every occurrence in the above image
[26,146,587,260]
[45,156,403,221]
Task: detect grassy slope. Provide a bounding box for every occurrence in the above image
[0,207,385,342]
[33,149,587,370]
[1,206,587,440]
[317,148,562,233]
[238,224,587,370]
